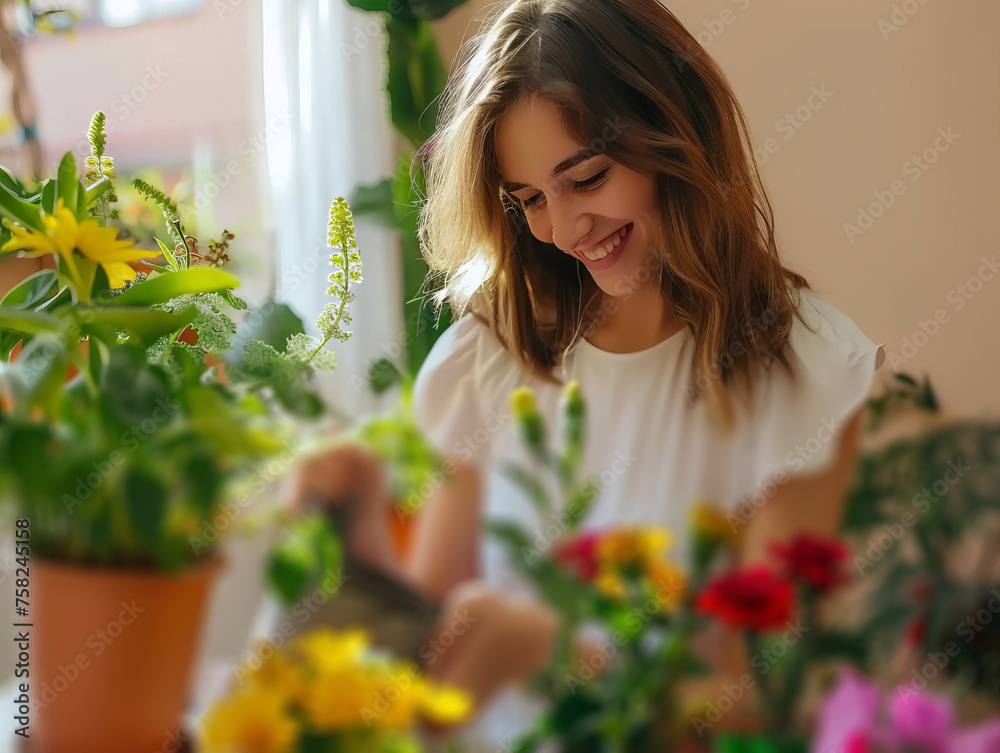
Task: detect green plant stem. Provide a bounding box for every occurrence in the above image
[307,245,352,364]
[776,591,816,732]
[744,632,779,733]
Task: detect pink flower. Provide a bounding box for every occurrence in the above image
[811,668,1000,753]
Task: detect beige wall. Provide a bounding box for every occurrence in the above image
[433,0,1000,420]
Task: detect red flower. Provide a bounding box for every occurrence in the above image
[771,533,851,594]
[695,565,795,632]
[904,616,927,647]
[553,530,601,582]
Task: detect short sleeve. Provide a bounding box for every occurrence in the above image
[746,286,886,490]
[412,313,522,466]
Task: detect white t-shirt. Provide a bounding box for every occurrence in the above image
[411,283,885,748]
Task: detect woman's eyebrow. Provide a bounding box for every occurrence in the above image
[502,148,597,192]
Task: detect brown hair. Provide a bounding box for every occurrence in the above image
[414,0,811,433]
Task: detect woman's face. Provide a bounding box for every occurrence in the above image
[495,96,662,298]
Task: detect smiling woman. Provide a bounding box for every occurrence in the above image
[398,0,887,747]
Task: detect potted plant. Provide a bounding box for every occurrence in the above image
[0,112,352,752]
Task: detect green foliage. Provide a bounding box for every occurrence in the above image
[266,513,343,607]
[865,371,939,433]
[131,176,185,248]
[344,0,466,377]
[85,112,119,221]
[353,380,443,514]
[0,118,359,574]
[843,374,1000,698]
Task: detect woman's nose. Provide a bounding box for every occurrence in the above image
[547,199,587,254]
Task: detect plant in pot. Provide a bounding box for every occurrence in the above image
[0,113,352,752]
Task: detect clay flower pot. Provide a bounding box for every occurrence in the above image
[28,556,224,753]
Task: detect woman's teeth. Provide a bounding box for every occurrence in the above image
[582,224,630,261]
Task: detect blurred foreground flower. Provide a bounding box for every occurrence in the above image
[811,667,1000,753]
[199,626,472,753]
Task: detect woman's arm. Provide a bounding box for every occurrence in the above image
[678,406,867,738]
[736,405,865,566]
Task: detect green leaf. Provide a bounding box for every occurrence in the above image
[100,344,171,427]
[367,356,404,395]
[500,461,553,515]
[185,385,285,456]
[76,306,198,347]
[83,176,113,208]
[345,0,404,12]
[182,454,225,516]
[223,300,305,369]
[105,267,240,308]
[155,236,178,271]
[11,335,70,414]
[124,469,167,549]
[0,307,63,335]
[266,514,343,607]
[56,152,80,218]
[0,183,44,232]
[1,270,58,309]
[386,15,445,149]
[40,180,55,215]
[222,289,248,311]
[348,178,398,229]
[408,0,468,20]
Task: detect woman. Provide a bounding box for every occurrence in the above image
[291,0,885,746]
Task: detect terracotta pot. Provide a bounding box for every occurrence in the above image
[387,504,419,561]
[27,556,223,753]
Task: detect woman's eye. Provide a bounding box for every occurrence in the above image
[521,168,610,210]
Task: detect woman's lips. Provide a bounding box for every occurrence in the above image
[577,222,633,271]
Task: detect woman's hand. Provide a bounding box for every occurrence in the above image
[284,435,397,571]
[285,436,389,515]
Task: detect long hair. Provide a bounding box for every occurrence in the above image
[414,0,811,433]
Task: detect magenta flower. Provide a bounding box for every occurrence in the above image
[811,667,1000,753]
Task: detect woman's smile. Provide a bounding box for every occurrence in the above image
[575,222,634,270]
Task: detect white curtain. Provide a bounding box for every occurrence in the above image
[262,0,403,420]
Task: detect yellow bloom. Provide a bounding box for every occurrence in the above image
[246,649,303,703]
[597,526,672,569]
[302,666,376,730]
[418,681,473,726]
[510,386,538,420]
[2,200,156,289]
[689,499,739,544]
[373,671,423,731]
[595,571,628,600]
[294,627,370,675]
[646,561,688,612]
[198,687,297,753]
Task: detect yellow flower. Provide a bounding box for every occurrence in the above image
[509,386,538,420]
[418,681,473,726]
[246,649,303,703]
[597,526,672,569]
[302,666,376,730]
[689,499,739,544]
[198,687,297,753]
[2,199,156,289]
[595,571,628,600]
[294,627,369,675]
[646,561,688,612]
[373,670,423,731]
